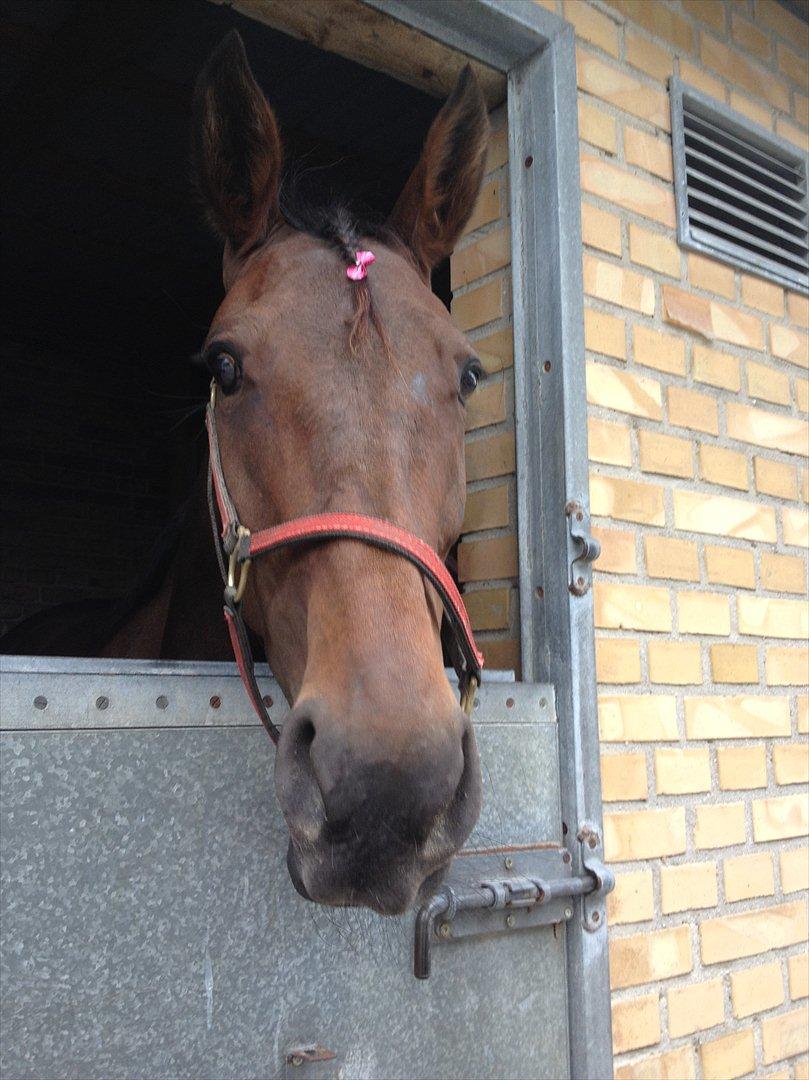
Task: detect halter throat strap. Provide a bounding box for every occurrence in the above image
[205,391,484,744]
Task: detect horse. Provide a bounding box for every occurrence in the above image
[3,29,492,916]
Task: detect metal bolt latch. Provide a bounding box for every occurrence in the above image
[565,500,600,596]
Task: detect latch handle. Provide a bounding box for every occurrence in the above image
[565,500,600,596]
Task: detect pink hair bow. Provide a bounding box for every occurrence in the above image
[346,250,376,281]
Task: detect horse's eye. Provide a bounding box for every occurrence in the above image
[210,352,241,394]
[459,359,483,400]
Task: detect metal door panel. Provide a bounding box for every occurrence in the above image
[1,672,568,1080]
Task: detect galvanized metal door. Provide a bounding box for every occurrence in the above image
[2,656,570,1079]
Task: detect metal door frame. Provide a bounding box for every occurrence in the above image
[363,3,611,1075]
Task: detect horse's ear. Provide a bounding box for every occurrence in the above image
[192,30,283,256]
[388,66,489,277]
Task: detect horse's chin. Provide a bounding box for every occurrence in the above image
[286,840,450,916]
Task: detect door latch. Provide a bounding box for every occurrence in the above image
[413,836,614,978]
[565,500,600,596]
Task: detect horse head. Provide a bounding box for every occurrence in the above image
[192,31,490,914]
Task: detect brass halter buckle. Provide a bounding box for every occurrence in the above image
[460,675,478,718]
[226,525,252,605]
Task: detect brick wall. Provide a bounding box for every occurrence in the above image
[451,1,808,1076]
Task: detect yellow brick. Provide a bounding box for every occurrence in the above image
[580,153,675,228]
[731,960,784,1019]
[564,0,620,55]
[464,587,510,631]
[628,223,680,278]
[701,34,790,112]
[465,432,515,481]
[592,525,637,574]
[610,925,692,990]
[452,278,502,331]
[700,1029,755,1080]
[700,445,748,491]
[605,807,686,862]
[777,115,809,153]
[484,126,508,174]
[673,490,777,542]
[747,359,791,406]
[738,596,809,638]
[678,591,731,636]
[710,644,759,684]
[789,953,808,1001]
[762,1005,809,1065]
[475,326,513,373]
[583,254,655,315]
[637,430,692,478]
[785,506,809,547]
[480,638,520,672]
[668,386,719,435]
[462,484,509,534]
[464,179,500,235]
[800,695,809,734]
[795,91,809,128]
[644,536,699,582]
[683,0,725,33]
[663,284,765,350]
[584,307,626,360]
[668,977,724,1038]
[611,992,661,1055]
[742,274,784,316]
[731,12,772,62]
[466,381,506,431]
[578,97,617,154]
[581,203,622,256]
[451,228,510,288]
[624,27,673,83]
[686,695,791,739]
[799,377,809,413]
[596,637,642,684]
[774,744,809,785]
[599,694,678,741]
[595,580,671,632]
[755,456,799,500]
[700,900,809,964]
[771,324,809,368]
[718,745,768,790]
[588,417,632,467]
[648,640,702,685]
[607,869,654,925]
[705,545,756,589]
[728,403,809,456]
[789,292,809,329]
[615,1046,696,1080]
[797,1057,809,1080]
[753,793,809,842]
[655,747,711,794]
[624,126,673,181]
[754,0,807,42]
[760,551,806,594]
[576,48,670,131]
[601,750,647,800]
[724,852,775,902]
[689,252,736,301]
[692,344,741,392]
[767,647,809,688]
[779,40,808,85]
[660,862,718,914]
[609,0,693,51]
[781,847,809,894]
[633,325,685,376]
[730,89,772,129]
[679,58,725,101]
[586,362,662,419]
[457,534,518,582]
[695,802,746,849]
[591,475,665,526]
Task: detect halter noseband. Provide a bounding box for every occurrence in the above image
[205,383,484,744]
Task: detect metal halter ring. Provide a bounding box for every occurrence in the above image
[227,526,252,605]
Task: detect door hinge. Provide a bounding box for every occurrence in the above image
[565,500,600,596]
[413,837,614,979]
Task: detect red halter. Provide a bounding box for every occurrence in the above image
[205,386,484,744]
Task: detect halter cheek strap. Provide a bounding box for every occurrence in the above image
[205,387,484,745]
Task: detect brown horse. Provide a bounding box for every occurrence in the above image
[6,31,491,916]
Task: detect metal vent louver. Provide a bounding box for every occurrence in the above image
[670,78,808,295]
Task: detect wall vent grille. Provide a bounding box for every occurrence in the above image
[670,77,808,295]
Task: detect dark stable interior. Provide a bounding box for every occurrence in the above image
[0,0,452,641]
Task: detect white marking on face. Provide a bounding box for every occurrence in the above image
[411,372,428,403]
